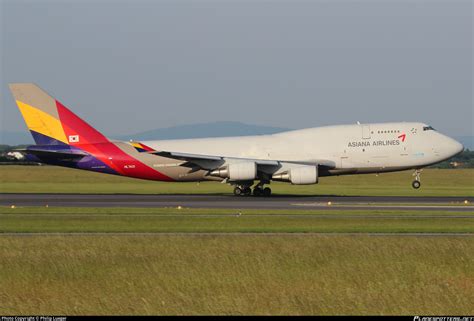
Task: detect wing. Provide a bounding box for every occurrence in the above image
[129,141,336,181]
[148,150,336,178]
[152,150,335,167]
[151,150,281,174]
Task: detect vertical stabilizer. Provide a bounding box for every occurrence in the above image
[9,83,109,146]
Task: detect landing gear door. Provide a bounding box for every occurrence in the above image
[362,125,371,139]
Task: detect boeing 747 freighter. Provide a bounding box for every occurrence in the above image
[9,83,464,196]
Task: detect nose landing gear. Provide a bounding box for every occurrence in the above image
[412,169,422,189]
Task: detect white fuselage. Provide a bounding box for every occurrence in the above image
[143,122,463,177]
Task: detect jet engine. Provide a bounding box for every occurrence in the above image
[209,162,257,181]
[272,165,318,185]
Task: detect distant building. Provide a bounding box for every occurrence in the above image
[450,161,464,168]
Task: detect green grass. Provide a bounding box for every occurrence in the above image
[1,235,473,315]
[0,166,473,196]
[1,206,473,233]
[1,166,473,315]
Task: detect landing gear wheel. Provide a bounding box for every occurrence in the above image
[242,187,252,196]
[263,187,272,197]
[253,188,263,196]
[233,187,243,196]
[412,169,422,189]
[412,180,421,189]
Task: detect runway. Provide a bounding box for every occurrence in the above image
[2,193,473,212]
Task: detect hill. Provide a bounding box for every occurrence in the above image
[113,121,289,141]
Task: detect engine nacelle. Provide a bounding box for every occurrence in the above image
[209,162,257,181]
[272,165,318,185]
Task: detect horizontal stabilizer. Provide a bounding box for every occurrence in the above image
[15,147,89,160]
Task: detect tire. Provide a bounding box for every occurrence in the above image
[243,187,252,196]
[253,188,262,196]
[412,181,421,189]
[263,187,272,196]
[233,187,243,196]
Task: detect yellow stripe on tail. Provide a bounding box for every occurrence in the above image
[16,100,68,144]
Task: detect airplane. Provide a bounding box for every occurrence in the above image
[8,83,464,196]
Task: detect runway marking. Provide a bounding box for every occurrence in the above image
[291,202,474,209]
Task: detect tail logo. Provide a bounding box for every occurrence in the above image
[68,135,80,143]
[10,83,173,182]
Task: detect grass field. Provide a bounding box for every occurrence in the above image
[1,166,473,315]
[1,235,473,315]
[1,206,473,233]
[0,165,473,196]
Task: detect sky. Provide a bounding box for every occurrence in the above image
[1,0,472,138]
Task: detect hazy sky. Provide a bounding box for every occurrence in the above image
[1,0,472,137]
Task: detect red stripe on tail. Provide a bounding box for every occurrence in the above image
[56,100,173,181]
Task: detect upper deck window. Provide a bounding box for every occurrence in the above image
[423,126,435,131]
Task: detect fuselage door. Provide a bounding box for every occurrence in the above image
[362,125,371,139]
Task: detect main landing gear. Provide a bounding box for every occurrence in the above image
[252,186,272,197]
[233,186,252,196]
[233,182,272,197]
[412,169,422,189]
[252,180,272,197]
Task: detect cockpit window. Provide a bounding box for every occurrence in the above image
[423,126,435,131]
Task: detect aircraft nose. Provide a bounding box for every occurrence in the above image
[449,139,464,157]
